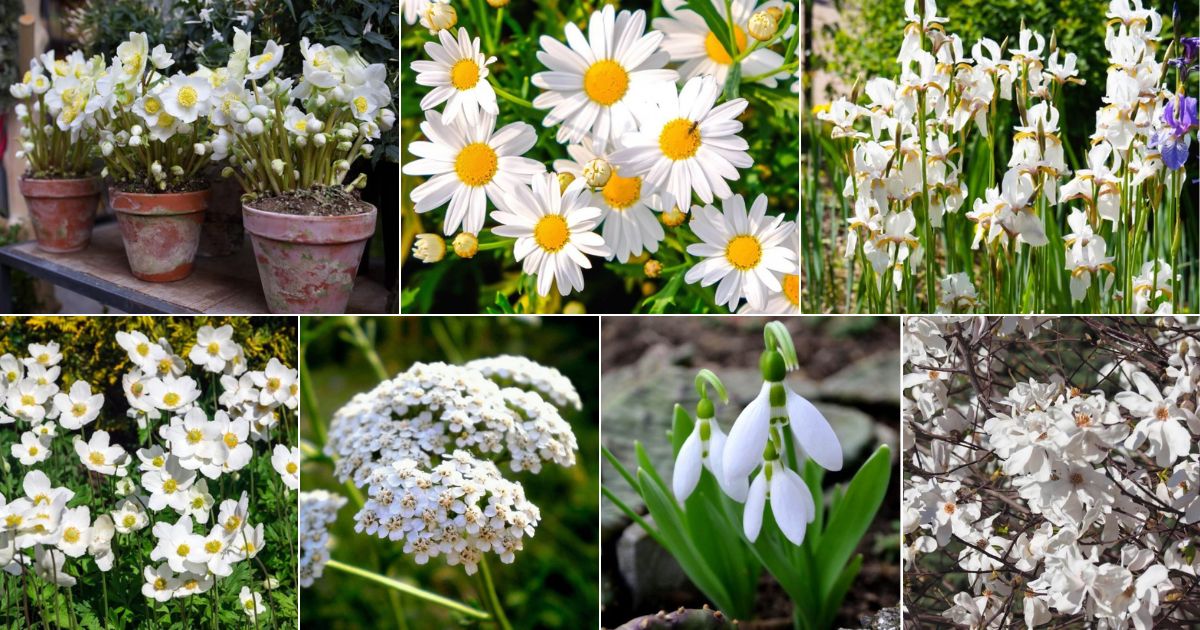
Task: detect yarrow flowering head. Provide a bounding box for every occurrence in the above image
[324,356,580,575]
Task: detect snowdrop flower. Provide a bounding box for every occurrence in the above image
[743,441,815,544]
[272,444,300,490]
[53,380,103,430]
[75,431,130,476]
[673,372,742,501]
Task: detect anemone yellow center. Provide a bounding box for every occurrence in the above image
[29,446,39,456]
[126,53,142,74]
[187,428,203,444]
[163,392,181,407]
[602,174,642,210]
[154,577,167,590]
[225,515,242,532]
[454,142,499,187]
[176,86,198,108]
[207,342,220,356]
[286,462,298,474]
[63,527,80,543]
[176,544,190,557]
[192,497,205,509]
[21,394,35,406]
[37,353,49,364]
[89,451,105,465]
[224,432,239,448]
[583,59,629,106]
[123,514,136,527]
[6,372,16,382]
[205,539,222,553]
[725,235,763,271]
[152,455,164,467]
[132,382,144,396]
[34,494,49,505]
[163,479,178,493]
[72,402,88,417]
[659,118,702,160]
[143,98,160,115]
[184,579,198,590]
[704,26,748,65]
[782,274,799,306]
[294,119,308,132]
[158,358,173,374]
[4,515,22,527]
[451,59,480,90]
[533,215,570,253]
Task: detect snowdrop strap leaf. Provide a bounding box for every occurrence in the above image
[813,445,890,598]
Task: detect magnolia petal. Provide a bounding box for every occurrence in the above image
[723,383,772,489]
[743,471,768,543]
[672,425,703,502]
[787,388,843,471]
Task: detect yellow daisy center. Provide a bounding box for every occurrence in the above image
[533,215,571,253]
[454,142,499,187]
[704,26,749,65]
[725,235,763,271]
[602,174,642,210]
[176,86,198,108]
[782,274,799,306]
[583,59,629,106]
[63,527,80,543]
[286,461,298,474]
[89,451,105,465]
[451,59,480,90]
[163,392,181,407]
[659,118,702,160]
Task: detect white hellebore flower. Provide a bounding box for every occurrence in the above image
[246,40,284,80]
[161,75,212,124]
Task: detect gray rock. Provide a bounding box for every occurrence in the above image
[838,607,901,630]
[616,516,692,607]
[812,402,875,465]
[820,351,901,407]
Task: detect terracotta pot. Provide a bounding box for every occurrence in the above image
[18,176,101,253]
[110,188,210,282]
[242,202,377,314]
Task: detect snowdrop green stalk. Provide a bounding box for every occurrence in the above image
[602,321,892,629]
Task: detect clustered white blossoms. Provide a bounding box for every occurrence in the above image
[402,2,799,313]
[820,0,1190,313]
[903,316,1200,628]
[0,326,298,621]
[299,490,347,588]
[322,356,580,576]
[7,51,104,177]
[672,323,842,545]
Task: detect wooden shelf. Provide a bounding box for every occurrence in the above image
[0,221,390,313]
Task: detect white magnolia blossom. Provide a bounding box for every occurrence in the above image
[323,358,580,575]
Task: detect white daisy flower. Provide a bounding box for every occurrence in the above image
[492,173,612,296]
[411,28,498,124]
[741,263,800,313]
[403,110,544,235]
[611,75,752,207]
[531,5,678,149]
[554,139,671,262]
[160,75,212,124]
[684,194,797,311]
[653,0,791,89]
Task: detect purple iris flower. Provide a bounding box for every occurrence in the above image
[1168,37,1200,78]
[1158,96,1197,170]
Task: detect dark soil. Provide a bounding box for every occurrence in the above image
[111,179,210,194]
[253,185,374,217]
[601,316,899,380]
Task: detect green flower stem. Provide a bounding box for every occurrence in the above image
[340,317,389,381]
[489,79,536,110]
[741,61,800,84]
[325,559,491,620]
[477,556,513,630]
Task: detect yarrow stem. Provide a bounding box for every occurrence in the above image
[324,559,492,620]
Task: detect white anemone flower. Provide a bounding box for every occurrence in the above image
[491,173,613,296]
[188,325,238,373]
[56,506,91,557]
[684,194,797,312]
[53,380,104,430]
[531,5,678,149]
[610,75,752,206]
[403,110,544,236]
[13,431,51,466]
[272,444,300,490]
[75,430,130,477]
[145,375,201,412]
[25,342,61,368]
[239,586,266,620]
[411,27,498,125]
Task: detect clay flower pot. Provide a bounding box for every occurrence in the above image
[242,203,377,314]
[18,176,102,253]
[110,188,210,282]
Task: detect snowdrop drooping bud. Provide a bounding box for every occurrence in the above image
[673,370,744,501]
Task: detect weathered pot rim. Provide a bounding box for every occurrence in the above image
[242,202,377,245]
[109,187,211,199]
[19,175,102,196]
[110,187,210,216]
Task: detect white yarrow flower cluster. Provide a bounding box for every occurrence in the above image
[299,490,347,587]
[324,358,580,575]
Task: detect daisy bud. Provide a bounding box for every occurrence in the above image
[421,2,457,34]
[557,172,576,193]
[452,232,479,258]
[270,159,285,176]
[247,118,264,135]
[748,10,778,42]
[412,233,447,263]
[765,6,784,22]
[563,301,586,314]
[644,259,663,278]
[662,206,686,227]
[582,158,612,188]
[314,133,328,146]
[194,143,207,156]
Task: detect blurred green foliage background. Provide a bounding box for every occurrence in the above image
[299,316,600,629]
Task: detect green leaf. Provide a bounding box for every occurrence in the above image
[820,554,864,629]
[670,404,693,455]
[815,444,891,599]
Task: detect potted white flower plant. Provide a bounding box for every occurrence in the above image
[211,31,394,314]
[8,51,105,252]
[95,32,214,282]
